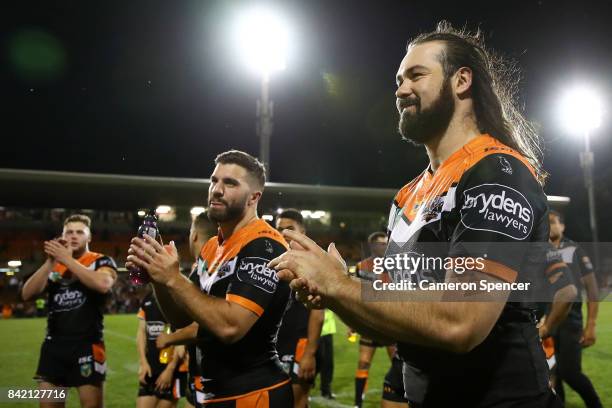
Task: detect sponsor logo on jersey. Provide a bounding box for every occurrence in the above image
[265,240,274,254]
[52,287,87,312]
[461,183,533,240]
[146,321,166,339]
[421,196,445,222]
[237,257,279,293]
[499,156,513,175]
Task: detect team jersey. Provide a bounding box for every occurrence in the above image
[194,219,291,401]
[533,242,575,320]
[45,251,117,342]
[385,134,551,406]
[186,265,203,390]
[276,295,309,355]
[356,257,377,281]
[137,292,171,375]
[550,237,594,321]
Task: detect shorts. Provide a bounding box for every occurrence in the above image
[278,338,314,385]
[188,375,205,407]
[34,339,106,387]
[200,379,293,407]
[359,336,383,348]
[382,357,408,403]
[138,370,187,401]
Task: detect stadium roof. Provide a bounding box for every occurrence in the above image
[1,168,570,214]
[0,168,396,213]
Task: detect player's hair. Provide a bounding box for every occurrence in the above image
[192,211,216,236]
[549,209,564,224]
[368,231,387,243]
[215,150,266,189]
[408,21,546,184]
[63,214,91,228]
[278,208,304,227]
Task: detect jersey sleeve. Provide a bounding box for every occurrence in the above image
[95,255,118,271]
[226,237,287,317]
[543,244,574,295]
[574,245,595,278]
[448,154,548,283]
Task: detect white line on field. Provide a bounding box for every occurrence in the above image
[105,329,136,343]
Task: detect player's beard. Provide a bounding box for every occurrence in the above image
[398,77,455,145]
[207,194,248,223]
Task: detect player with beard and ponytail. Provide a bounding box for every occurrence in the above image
[128,150,292,407]
[270,22,560,407]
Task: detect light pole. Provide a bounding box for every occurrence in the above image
[559,86,603,269]
[235,7,288,179]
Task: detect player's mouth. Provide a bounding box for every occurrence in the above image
[209,201,226,208]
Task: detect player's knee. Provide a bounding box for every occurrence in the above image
[358,361,371,371]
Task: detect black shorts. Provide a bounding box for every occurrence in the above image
[383,357,408,403]
[34,339,106,387]
[199,380,293,407]
[359,336,384,348]
[138,370,187,401]
[278,338,314,385]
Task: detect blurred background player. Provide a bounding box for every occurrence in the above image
[154,211,215,408]
[128,150,293,407]
[549,210,602,407]
[316,309,336,400]
[275,209,324,408]
[22,214,117,408]
[351,231,394,408]
[136,287,187,408]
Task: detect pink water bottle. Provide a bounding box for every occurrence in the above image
[128,210,160,285]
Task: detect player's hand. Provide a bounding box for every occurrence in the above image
[127,236,180,286]
[138,362,152,385]
[269,230,348,302]
[155,366,173,391]
[580,324,596,347]
[44,238,73,265]
[298,352,316,381]
[156,332,171,349]
[538,324,550,339]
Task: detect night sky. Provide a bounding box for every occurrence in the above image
[3,0,612,240]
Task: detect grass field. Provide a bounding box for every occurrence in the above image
[1,304,610,407]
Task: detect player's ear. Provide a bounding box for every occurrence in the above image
[454,66,472,97]
[249,190,262,207]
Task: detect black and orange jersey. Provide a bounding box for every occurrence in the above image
[356,257,376,281]
[137,292,170,375]
[386,135,551,406]
[551,236,594,321]
[276,295,309,358]
[45,252,117,342]
[533,242,575,320]
[194,218,291,402]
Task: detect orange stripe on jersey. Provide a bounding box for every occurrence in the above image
[480,259,518,283]
[200,219,288,276]
[202,379,290,404]
[137,308,145,320]
[226,294,264,317]
[394,134,536,223]
[542,337,555,359]
[54,251,103,275]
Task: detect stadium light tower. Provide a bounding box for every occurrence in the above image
[559,85,604,267]
[234,7,289,179]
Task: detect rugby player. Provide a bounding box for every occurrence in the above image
[275,209,324,408]
[22,214,117,408]
[350,232,394,408]
[270,22,561,407]
[549,210,602,407]
[137,288,188,408]
[127,150,293,407]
